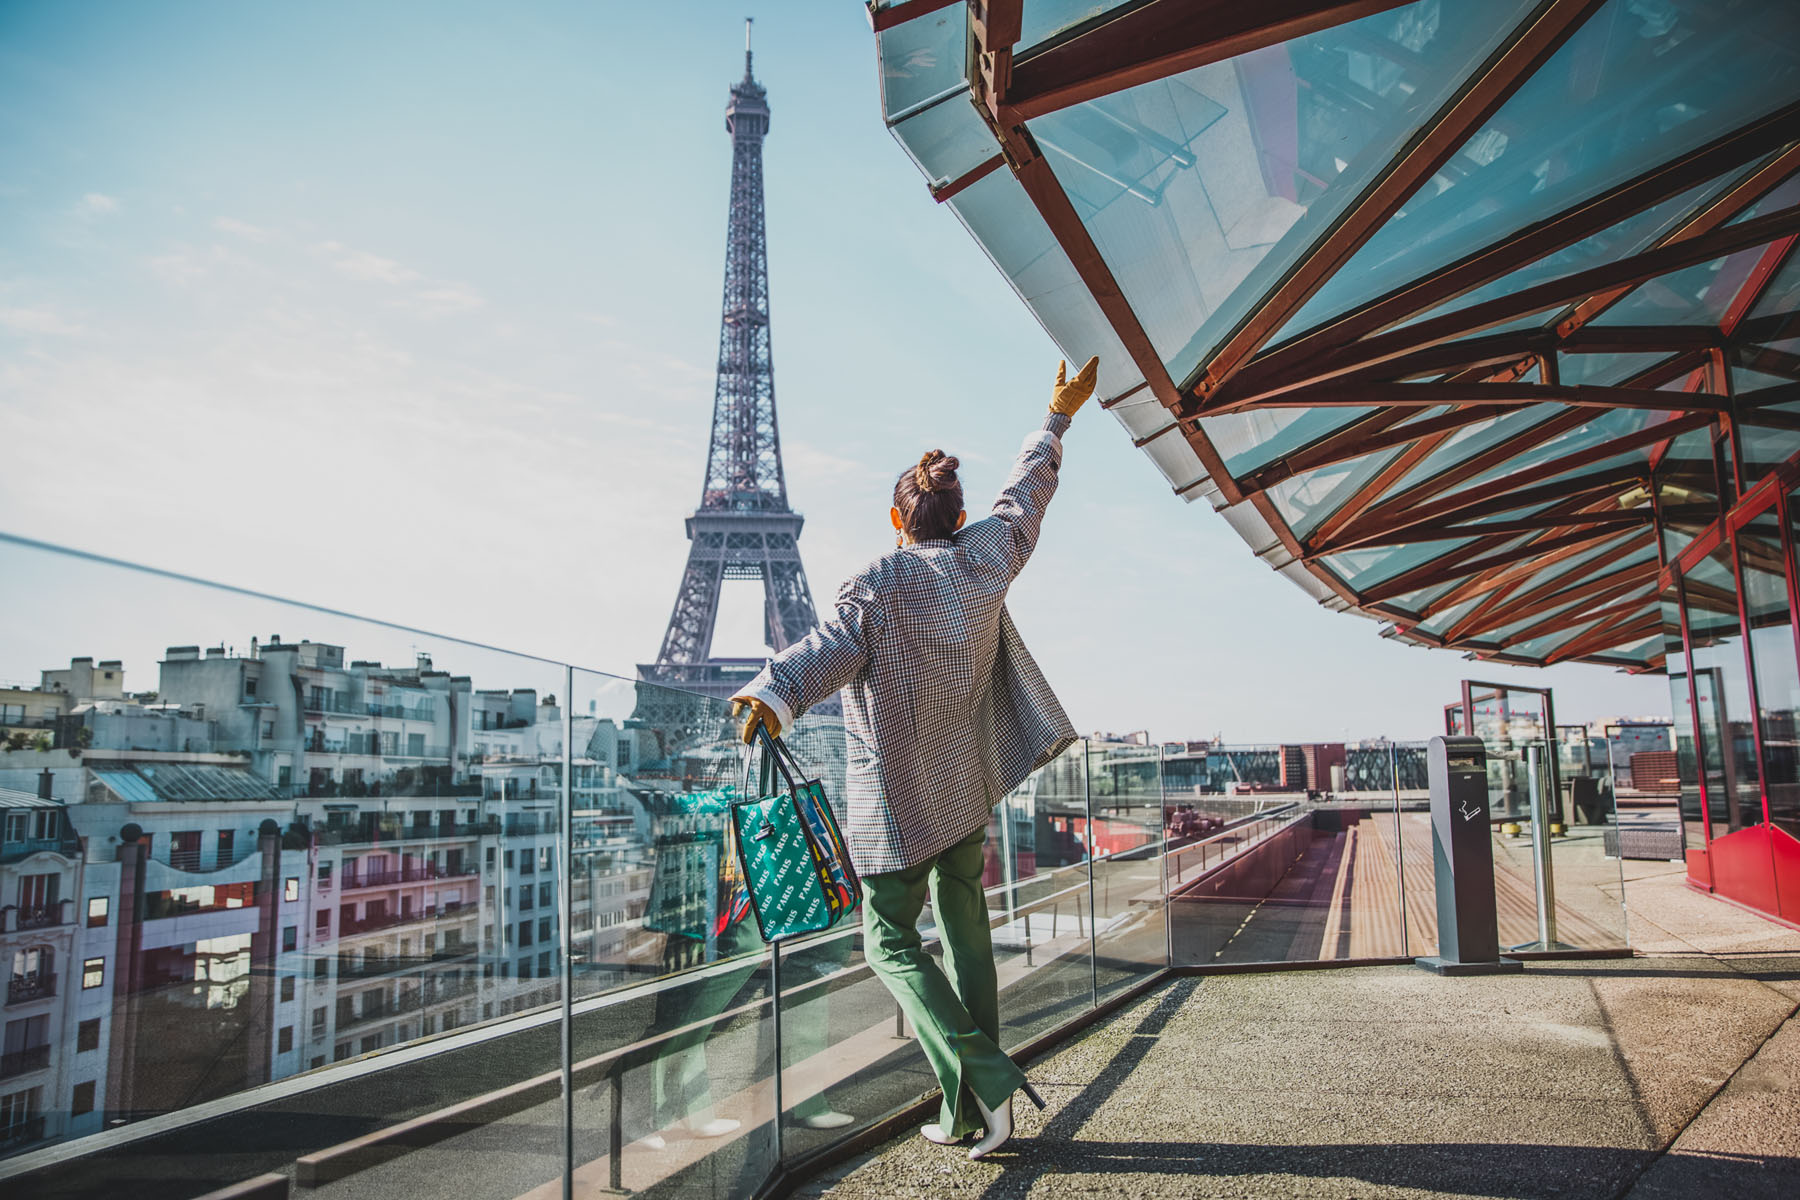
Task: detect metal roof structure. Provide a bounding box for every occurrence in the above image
[93,764,285,804]
[871,0,1800,671]
[0,787,61,810]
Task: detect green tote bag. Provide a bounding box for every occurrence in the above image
[729,726,861,943]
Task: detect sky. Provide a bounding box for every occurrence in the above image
[0,1,1673,741]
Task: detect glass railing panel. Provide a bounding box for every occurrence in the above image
[1335,742,1424,962]
[0,533,571,1196]
[769,707,893,1164]
[1086,741,1166,999]
[563,667,775,1197]
[1166,781,1315,967]
[989,740,1096,1046]
[1487,741,1630,954]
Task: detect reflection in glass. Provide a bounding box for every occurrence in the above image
[1684,543,1765,836]
[1745,508,1800,838]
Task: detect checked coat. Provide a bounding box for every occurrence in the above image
[741,414,1079,876]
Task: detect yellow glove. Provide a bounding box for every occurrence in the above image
[1050,355,1100,417]
[728,695,781,745]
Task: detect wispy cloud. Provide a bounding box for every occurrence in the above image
[316,240,420,285]
[0,305,83,335]
[213,216,271,242]
[78,192,119,216]
[313,240,483,315]
[408,283,484,315]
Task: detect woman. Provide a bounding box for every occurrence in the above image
[730,355,1098,1159]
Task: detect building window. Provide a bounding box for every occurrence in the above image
[316,910,330,934]
[71,1081,95,1116]
[278,1027,294,1054]
[245,677,258,698]
[518,921,533,948]
[277,765,292,788]
[312,1007,327,1035]
[334,1043,350,1062]
[486,847,496,869]
[318,861,333,889]
[170,831,201,871]
[217,829,235,865]
[284,877,299,903]
[520,852,534,876]
[537,917,551,942]
[519,885,533,911]
[360,1035,382,1055]
[280,976,296,1003]
[314,958,329,980]
[310,1055,325,1070]
[77,1020,100,1053]
[82,958,104,989]
[282,927,297,953]
[86,897,108,928]
[538,882,552,908]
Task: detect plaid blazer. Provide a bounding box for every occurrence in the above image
[743,415,1078,875]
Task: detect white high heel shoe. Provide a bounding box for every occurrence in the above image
[968,1081,1045,1160]
[920,1122,964,1145]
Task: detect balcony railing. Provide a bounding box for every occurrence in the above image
[5,976,56,1006]
[335,946,477,982]
[340,864,478,889]
[0,1114,45,1150]
[337,904,473,938]
[0,1044,51,1078]
[316,822,485,848]
[11,904,68,930]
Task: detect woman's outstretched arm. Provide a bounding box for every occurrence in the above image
[984,355,1098,579]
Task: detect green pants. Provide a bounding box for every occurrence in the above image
[863,826,1025,1137]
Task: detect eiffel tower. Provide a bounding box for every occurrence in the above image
[639,24,827,726]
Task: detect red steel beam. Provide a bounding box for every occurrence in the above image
[1226,104,1800,389]
[1340,410,1714,549]
[1416,527,1643,620]
[1205,205,1800,407]
[1001,0,1413,120]
[1447,559,1657,642]
[1440,539,1649,637]
[1230,380,1728,413]
[1189,0,1609,401]
[1721,236,1799,339]
[1359,525,1626,605]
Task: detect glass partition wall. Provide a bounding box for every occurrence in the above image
[1660,462,1800,924]
[0,533,1185,1200]
[0,529,1663,1196]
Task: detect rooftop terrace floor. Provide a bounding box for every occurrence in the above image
[798,861,1800,1200]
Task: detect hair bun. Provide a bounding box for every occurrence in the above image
[915,449,957,493]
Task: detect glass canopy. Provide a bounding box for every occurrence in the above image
[873,0,1800,671]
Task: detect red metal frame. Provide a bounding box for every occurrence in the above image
[876,1,1800,672]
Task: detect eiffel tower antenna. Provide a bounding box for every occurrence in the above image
[640,28,824,706]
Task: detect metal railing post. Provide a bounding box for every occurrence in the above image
[560,665,574,1200]
[770,939,784,1165]
[1529,743,1559,949]
[1390,741,1410,957]
[608,1068,625,1193]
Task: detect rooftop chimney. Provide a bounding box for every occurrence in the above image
[38,769,53,800]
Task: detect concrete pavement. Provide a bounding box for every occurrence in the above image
[795,861,1800,1199]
